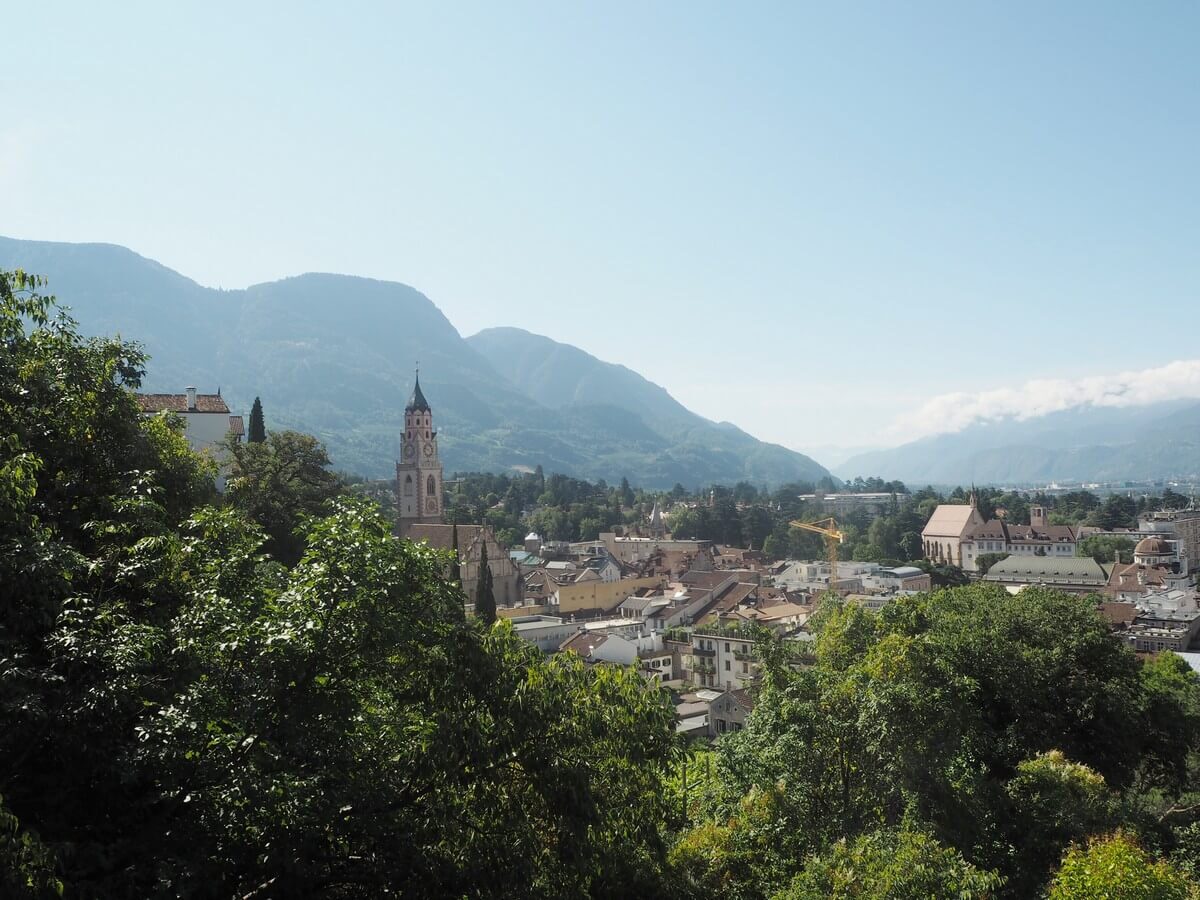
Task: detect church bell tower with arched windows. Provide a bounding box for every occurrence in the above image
[396,370,443,535]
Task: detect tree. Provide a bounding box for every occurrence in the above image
[898,531,924,561]
[1078,534,1136,564]
[976,551,1009,574]
[776,827,1002,899]
[223,429,343,564]
[449,520,462,586]
[620,476,635,508]
[475,539,497,624]
[247,395,266,442]
[0,268,682,896]
[1093,494,1138,530]
[1048,832,1194,899]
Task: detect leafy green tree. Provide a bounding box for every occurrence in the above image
[1079,534,1136,564]
[1048,832,1195,899]
[475,540,497,624]
[1094,494,1139,530]
[247,395,266,442]
[223,428,343,563]
[1003,751,1114,893]
[976,551,1009,574]
[897,530,923,561]
[776,827,1002,899]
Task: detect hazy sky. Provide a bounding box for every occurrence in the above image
[4,2,1198,455]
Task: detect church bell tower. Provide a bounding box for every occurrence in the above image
[396,369,443,535]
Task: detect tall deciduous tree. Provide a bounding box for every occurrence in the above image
[247,395,266,442]
[222,429,343,564]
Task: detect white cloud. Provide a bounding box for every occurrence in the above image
[892,359,1200,443]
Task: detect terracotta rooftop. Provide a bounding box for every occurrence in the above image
[227,415,244,436]
[559,631,609,657]
[137,393,230,414]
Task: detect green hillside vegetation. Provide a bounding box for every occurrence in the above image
[5,269,1200,897]
[0,237,830,488]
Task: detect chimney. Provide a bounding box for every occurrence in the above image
[186,386,197,410]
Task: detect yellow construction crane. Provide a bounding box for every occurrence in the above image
[789,517,846,596]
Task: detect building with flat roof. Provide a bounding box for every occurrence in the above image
[982,555,1110,594]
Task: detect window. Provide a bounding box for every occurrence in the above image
[427,475,436,496]
[716,719,727,733]
[404,475,413,496]
[724,660,730,671]
[742,662,748,673]
[725,642,730,652]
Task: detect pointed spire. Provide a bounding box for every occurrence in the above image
[406,366,431,413]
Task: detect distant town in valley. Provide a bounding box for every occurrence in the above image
[7,6,1200,893]
[149,366,1200,742]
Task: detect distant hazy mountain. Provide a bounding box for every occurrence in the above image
[467,327,829,487]
[838,401,1200,486]
[0,237,831,487]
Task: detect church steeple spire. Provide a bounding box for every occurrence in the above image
[406,366,430,413]
[396,367,442,536]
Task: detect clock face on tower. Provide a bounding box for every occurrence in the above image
[423,441,435,458]
[403,442,415,460]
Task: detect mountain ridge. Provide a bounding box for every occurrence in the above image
[0,236,832,488]
[839,401,1200,485]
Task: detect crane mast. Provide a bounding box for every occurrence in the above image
[789,516,846,597]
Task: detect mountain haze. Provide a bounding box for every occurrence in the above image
[0,236,831,488]
[839,401,1200,486]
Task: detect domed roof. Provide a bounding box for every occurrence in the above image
[525,532,541,542]
[1135,536,1172,556]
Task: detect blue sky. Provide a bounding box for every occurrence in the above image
[3,2,1197,455]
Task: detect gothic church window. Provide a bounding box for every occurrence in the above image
[404,475,413,496]
[427,475,436,497]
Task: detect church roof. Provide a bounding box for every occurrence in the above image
[406,374,431,413]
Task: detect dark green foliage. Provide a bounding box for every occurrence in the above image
[1079,533,1137,563]
[475,540,496,624]
[223,428,344,564]
[776,827,1002,899]
[0,269,679,897]
[975,551,1009,573]
[672,584,1200,898]
[449,520,461,585]
[247,395,265,442]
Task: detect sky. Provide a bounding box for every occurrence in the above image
[3,2,1198,458]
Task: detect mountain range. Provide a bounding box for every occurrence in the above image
[0,236,831,488]
[838,401,1200,486]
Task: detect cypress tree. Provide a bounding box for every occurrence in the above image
[475,538,496,625]
[248,396,266,443]
[449,521,461,585]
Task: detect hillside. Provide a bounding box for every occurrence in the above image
[0,236,832,487]
[468,327,828,487]
[839,401,1200,485]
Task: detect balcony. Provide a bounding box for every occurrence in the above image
[691,646,716,658]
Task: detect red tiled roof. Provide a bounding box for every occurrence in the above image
[227,415,245,436]
[137,393,230,414]
[559,631,609,657]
